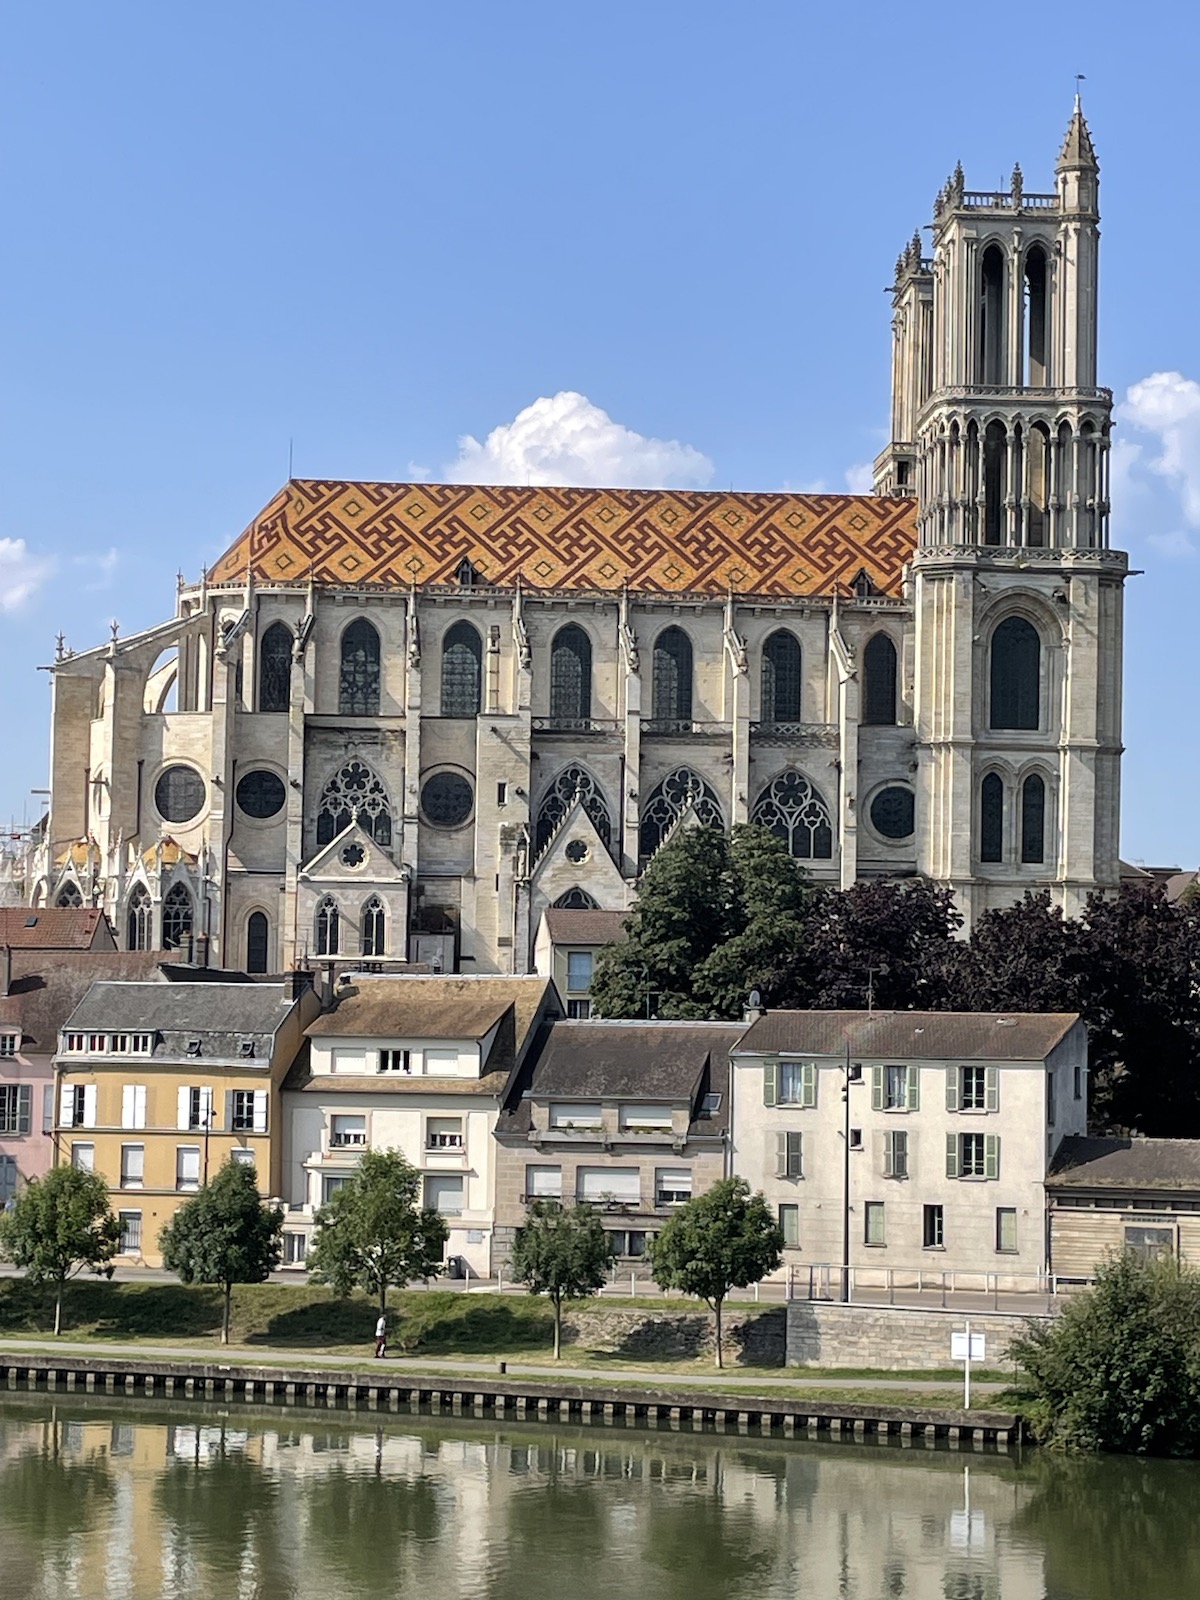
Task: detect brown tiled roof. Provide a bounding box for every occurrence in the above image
[0,908,112,950]
[4,952,177,1054]
[735,1010,1081,1061]
[286,1068,511,1099]
[1049,1136,1200,1191]
[207,481,917,599]
[306,975,558,1062]
[542,909,628,946]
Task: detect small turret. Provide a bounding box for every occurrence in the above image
[1057,94,1098,215]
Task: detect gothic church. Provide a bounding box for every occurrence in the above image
[31,105,1124,974]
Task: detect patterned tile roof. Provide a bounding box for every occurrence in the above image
[208,480,917,599]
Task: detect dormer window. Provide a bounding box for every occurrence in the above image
[186,1038,202,1058]
[0,1034,18,1060]
[238,1038,256,1059]
[699,1092,722,1117]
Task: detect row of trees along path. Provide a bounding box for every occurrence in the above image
[591,823,1200,1138]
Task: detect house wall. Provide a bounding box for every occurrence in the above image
[1049,1197,1200,1279]
[0,1052,56,1187]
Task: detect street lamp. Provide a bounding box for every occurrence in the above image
[840,1038,863,1304]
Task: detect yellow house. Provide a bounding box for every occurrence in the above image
[53,973,318,1264]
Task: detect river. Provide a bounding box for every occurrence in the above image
[1,1394,1198,1600]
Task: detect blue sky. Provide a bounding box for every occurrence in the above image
[1,2,1197,864]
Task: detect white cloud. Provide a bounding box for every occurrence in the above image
[1119,372,1200,543]
[844,462,875,494]
[0,538,54,612]
[73,547,119,591]
[443,391,713,489]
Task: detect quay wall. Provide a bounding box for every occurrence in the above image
[787,1300,1053,1370]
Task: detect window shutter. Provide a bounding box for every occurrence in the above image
[906,1067,920,1112]
[788,1130,803,1178]
[801,1062,816,1108]
[225,1091,235,1132]
[871,1066,883,1110]
[946,1133,959,1179]
[60,1084,73,1126]
[985,1135,1000,1180]
[134,1085,146,1129]
[763,1061,777,1107]
[882,1130,894,1178]
[83,1085,97,1129]
[945,1067,959,1113]
[17,1084,31,1134]
[177,1086,191,1131]
[253,1090,268,1133]
[122,1085,135,1128]
[986,1066,999,1112]
[42,1084,54,1134]
[774,1131,788,1178]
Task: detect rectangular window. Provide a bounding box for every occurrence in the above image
[128,1033,153,1055]
[425,1175,464,1216]
[995,1207,1018,1253]
[948,1132,1000,1180]
[379,1049,411,1073]
[1074,1062,1083,1101]
[884,1128,908,1179]
[565,951,594,993]
[120,1144,144,1189]
[118,1212,142,1254]
[608,1229,649,1259]
[961,1066,986,1110]
[947,1065,998,1113]
[230,1147,256,1167]
[577,1166,640,1204]
[549,1103,602,1129]
[121,1084,147,1130]
[283,1232,308,1265]
[619,1104,673,1131]
[321,1175,348,1204]
[848,1127,863,1151]
[923,1204,944,1249]
[0,1155,18,1207]
[178,1085,213,1132]
[655,1168,693,1205]
[330,1114,367,1148]
[960,1132,986,1177]
[88,1034,107,1054]
[778,1203,800,1248]
[0,1033,17,1059]
[775,1061,816,1107]
[71,1143,95,1172]
[426,1116,463,1149]
[62,1084,91,1128]
[1124,1226,1175,1260]
[64,1032,85,1052]
[0,1084,32,1135]
[566,999,592,1019]
[231,1091,256,1132]
[525,1165,563,1200]
[176,1145,201,1191]
[873,1065,918,1111]
[864,1201,886,1246]
[775,1130,803,1178]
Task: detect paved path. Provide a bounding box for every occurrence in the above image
[0,1335,1006,1393]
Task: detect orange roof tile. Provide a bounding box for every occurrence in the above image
[208,481,916,599]
[0,909,110,951]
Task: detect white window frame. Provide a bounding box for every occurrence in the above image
[120,1143,144,1189]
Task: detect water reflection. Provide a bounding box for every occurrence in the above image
[0,1396,1197,1600]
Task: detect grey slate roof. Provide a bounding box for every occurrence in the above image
[2,953,175,1054]
[1049,1135,1200,1191]
[61,980,296,1063]
[734,1010,1080,1062]
[542,909,628,946]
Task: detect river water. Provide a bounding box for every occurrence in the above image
[1,1395,1198,1600]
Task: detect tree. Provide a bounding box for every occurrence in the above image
[648,1177,783,1368]
[1011,1251,1200,1456]
[0,1164,120,1335]
[308,1148,448,1320]
[509,1200,615,1359]
[158,1158,284,1344]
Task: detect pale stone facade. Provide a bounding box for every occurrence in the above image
[28,106,1124,969]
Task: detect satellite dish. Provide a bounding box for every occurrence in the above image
[748,989,762,1009]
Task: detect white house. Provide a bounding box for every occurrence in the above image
[280,974,560,1276]
[730,1009,1087,1286]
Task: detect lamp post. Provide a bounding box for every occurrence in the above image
[203,1104,214,1184]
[840,1038,862,1304]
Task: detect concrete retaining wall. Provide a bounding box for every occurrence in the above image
[787,1300,1054,1370]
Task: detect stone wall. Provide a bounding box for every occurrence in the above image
[562,1305,786,1366]
[786,1299,1055,1370]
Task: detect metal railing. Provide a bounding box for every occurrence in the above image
[642,719,730,737]
[531,717,621,734]
[749,721,839,747]
[788,1261,1081,1315]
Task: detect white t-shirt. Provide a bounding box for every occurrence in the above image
[376,1317,386,1338]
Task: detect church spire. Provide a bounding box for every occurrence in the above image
[1057,94,1097,171]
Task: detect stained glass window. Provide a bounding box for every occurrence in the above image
[863,634,898,726]
[652,628,693,728]
[535,765,612,856]
[161,883,193,951]
[258,622,292,713]
[761,631,802,722]
[549,625,592,724]
[1021,774,1045,865]
[981,773,1004,862]
[441,621,482,718]
[639,767,723,858]
[316,898,340,956]
[751,771,833,859]
[990,617,1040,730]
[361,896,386,956]
[127,885,152,951]
[155,766,205,824]
[246,912,270,974]
[339,619,381,717]
[317,761,392,849]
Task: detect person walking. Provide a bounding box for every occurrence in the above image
[374,1313,387,1359]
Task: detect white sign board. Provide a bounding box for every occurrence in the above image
[951,1332,986,1362]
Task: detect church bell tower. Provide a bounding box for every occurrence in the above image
[877,102,1127,922]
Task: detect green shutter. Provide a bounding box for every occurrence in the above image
[986,1066,999,1112]
[883,1131,894,1178]
[801,1061,816,1108]
[906,1067,920,1112]
[774,1131,788,1177]
[763,1061,777,1107]
[789,1130,803,1178]
[945,1067,959,1113]
[985,1134,1000,1180]
[946,1133,959,1179]
[16,1084,32,1135]
[871,1066,884,1110]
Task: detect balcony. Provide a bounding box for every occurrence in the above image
[642,719,730,739]
[328,1132,367,1149]
[749,721,839,748]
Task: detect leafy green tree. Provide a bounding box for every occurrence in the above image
[509,1200,615,1359]
[158,1158,283,1344]
[1011,1251,1200,1455]
[0,1164,120,1335]
[648,1177,783,1368]
[308,1148,448,1320]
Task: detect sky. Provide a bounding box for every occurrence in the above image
[1,1,1197,865]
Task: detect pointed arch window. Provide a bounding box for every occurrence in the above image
[639,767,723,859]
[316,898,340,957]
[258,622,293,713]
[979,243,1007,386]
[441,621,482,718]
[246,911,270,974]
[549,625,593,726]
[317,761,392,849]
[339,620,381,717]
[361,896,386,957]
[761,631,802,723]
[161,883,194,952]
[751,771,833,860]
[56,883,83,909]
[127,885,152,952]
[862,634,898,726]
[553,886,600,910]
[981,773,1004,863]
[652,627,693,730]
[1021,774,1046,865]
[990,617,1040,730]
[535,764,612,856]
